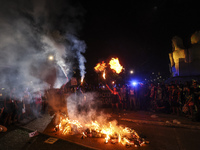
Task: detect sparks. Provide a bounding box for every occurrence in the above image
[81,76,84,84]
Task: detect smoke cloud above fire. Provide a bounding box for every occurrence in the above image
[0,0,120,131]
[0,0,86,93]
[66,92,107,124]
[49,90,111,130]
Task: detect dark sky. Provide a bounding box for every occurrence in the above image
[79,0,200,77]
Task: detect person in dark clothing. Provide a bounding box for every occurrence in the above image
[143,84,150,111]
[0,102,4,123]
[120,85,127,110]
[170,84,180,115]
[15,98,23,122]
[191,81,200,121]
[106,84,121,112]
[10,88,18,123]
[129,86,137,111]
[184,87,194,118]
[4,95,13,126]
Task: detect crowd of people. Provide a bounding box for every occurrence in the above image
[1,79,200,127]
[101,80,200,121]
[0,87,46,126]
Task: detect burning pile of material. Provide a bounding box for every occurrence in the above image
[54,114,148,147]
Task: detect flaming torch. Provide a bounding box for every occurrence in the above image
[102,70,106,80]
[109,58,123,74]
[94,61,107,80]
[94,61,107,73]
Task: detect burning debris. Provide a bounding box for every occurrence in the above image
[54,113,148,147]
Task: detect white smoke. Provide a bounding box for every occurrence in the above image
[0,0,86,94]
[66,34,86,81]
[66,92,108,125]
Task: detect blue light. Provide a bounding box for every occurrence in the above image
[132,81,137,86]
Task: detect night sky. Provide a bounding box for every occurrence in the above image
[0,0,200,87]
[79,0,200,79]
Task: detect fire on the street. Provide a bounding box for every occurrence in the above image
[54,115,148,147]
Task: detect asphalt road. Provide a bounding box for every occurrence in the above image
[118,119,200,150]
[1,115,200,150]
[43,118,200,150]
[0,126,93,150]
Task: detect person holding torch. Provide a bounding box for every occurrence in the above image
[106,84,121,113]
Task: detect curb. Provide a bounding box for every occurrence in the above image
[120,118,200,130]
[19,125,99,150]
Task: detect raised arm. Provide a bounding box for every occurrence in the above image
[106,84,113,93]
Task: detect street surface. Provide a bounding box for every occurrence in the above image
[1,109,200,150]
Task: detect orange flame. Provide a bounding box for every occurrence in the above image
[94,61,107,72]
[103,70,106,79]
[81,76,84,84]
[56,117,83,135]
[109,58,123,74]
[55,114,146,147]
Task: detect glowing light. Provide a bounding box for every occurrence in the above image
[103,70,106,79]
[81,76,84,83]
[132,82,137,86]
[48,55,54,61]
[109,58,123,74]
[130,70,134,74]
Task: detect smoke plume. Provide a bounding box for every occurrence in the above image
[0,0,86,94]
[49,91,110,127]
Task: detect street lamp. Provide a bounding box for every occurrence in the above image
[130,70,134,74]
[48,55,54,61]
